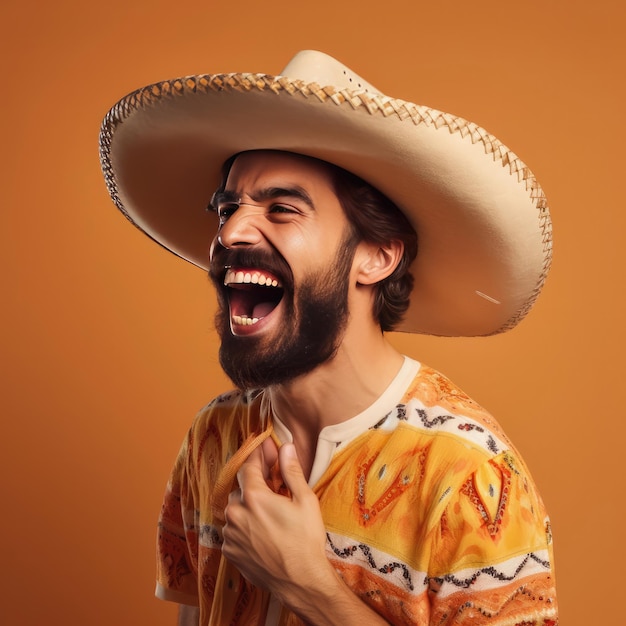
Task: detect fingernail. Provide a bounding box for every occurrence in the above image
[282,442,296,458]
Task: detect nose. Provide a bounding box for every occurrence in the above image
[215,204,265,249]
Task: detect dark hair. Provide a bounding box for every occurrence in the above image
[211,151,418,332]
[330,167,418,332]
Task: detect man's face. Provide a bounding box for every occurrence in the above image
[208,151,359,390]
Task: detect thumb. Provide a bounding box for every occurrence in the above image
[237,444,267,491]
[260,436,279,479]
[278,443,310,500]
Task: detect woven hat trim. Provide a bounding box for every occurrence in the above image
[99,73,552,335]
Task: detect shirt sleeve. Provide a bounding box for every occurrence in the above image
[156,431,200,607]
[427,451,558,624]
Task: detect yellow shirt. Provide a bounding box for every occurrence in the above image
[156,358,557,625]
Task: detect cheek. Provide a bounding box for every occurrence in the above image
[285,226,339,262]
[262,228,311,271]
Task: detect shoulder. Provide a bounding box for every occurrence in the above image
[193,388,264,429]
[201,387,263,412]
[403,363,494,424]
[388,363,514,458]
[184,388,266,464]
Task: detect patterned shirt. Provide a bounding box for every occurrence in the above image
[156,357,558,625]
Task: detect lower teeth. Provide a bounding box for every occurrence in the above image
[233,315,259,326]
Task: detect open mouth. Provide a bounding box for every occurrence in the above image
[224,267,285,328]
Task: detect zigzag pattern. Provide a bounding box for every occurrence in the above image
[440,585,558,625]
[327,527,551,596]
[416,407,455,429]
[432,552,552,590]
[411,405,505,455]
[326,533,417,592]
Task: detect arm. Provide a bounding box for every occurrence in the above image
[282,564,390,626]
[156,433,201,618]
[222,441,389,625]
[177,605,199,626]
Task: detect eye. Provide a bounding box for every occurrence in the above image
[216,202,239,225]
[265,204,301,223]
[269,203,297,214]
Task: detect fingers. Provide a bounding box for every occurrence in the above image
[278,443,310,501]
[227,487,242,506]
[234,439,310,505]
[236,437,279,496]
[236,446,269,501]
[261,436,279,471]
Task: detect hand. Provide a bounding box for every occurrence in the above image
[222,440,391,625]
[221,440,331,602]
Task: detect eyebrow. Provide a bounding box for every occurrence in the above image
[212,186,316,211]
[250,186,315,210]
[210,189,239,210]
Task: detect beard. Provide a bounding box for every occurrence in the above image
[209,233,358,390]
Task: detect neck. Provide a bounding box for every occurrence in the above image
[266,320,404,478]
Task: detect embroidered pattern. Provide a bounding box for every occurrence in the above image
[327,533,416,592]
[155,365,558,624]
[356,455,413,525]
[460,460,512,536]
[431,552,551,589]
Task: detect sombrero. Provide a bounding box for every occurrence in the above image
[99,50,552,336]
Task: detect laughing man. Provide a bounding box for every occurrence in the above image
[100,51,558,625]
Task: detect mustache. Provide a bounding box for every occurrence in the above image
[208,245,293,287]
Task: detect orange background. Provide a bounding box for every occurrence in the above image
[1,1,623,624]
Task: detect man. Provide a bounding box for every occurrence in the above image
[100,51,557,625]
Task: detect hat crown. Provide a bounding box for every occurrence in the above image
[280,50,381,95]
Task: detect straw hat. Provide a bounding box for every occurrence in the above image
[99,50,552,336]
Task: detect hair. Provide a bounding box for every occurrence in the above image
[329,166,418,332]
[211,151,418,332]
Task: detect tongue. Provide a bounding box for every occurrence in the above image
[252,302,276,319]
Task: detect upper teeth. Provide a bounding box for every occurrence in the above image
[224,269,281,288]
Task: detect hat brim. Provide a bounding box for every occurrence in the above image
[100,72,551,336]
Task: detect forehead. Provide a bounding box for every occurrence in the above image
[225,151,336,194]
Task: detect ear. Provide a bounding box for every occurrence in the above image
[355,240,404,286]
